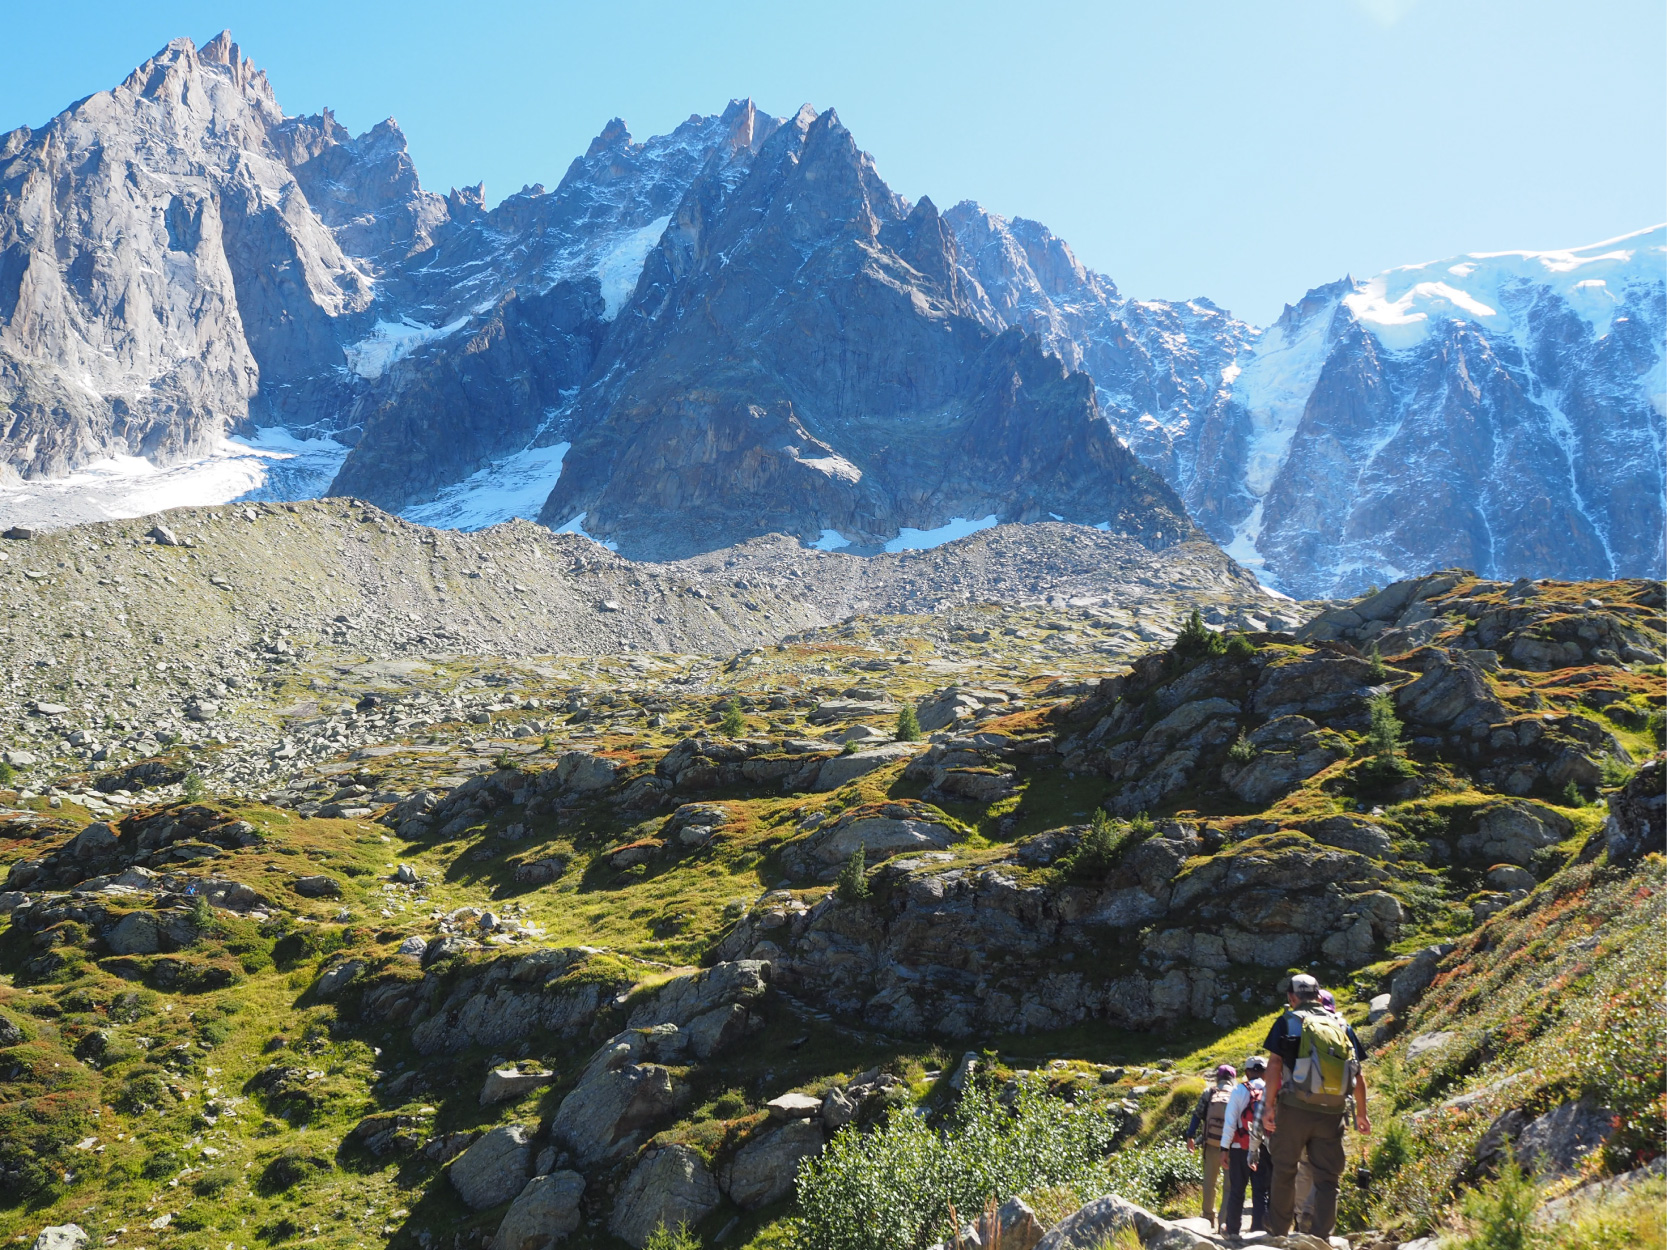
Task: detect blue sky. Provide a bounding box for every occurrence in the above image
[3,0,1661,325]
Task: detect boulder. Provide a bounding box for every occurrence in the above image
[398,935,428,959]
[450,1125,534,1211]
[481,1068,556,1107]
[554,751,618,793]
[1602,756,1663,867]
[1223,733,1348,805]
[720,1118,825,1209]
[1405,1031,1458,1060]
[807,699,898,726]
[550,1064,682,1167]
[1458,802,1573,866]
[1485,864,1536,891]
[1032,1193,1202,1250]
[292,874,342,898]
[1514,1098,1615,1178]
[1145,698,1241,747]
[924,768,1018,804]
[1296,815,1393,859]
[683,1003,750,1060]
[314,959,365,999]
[765,1092,822,1120]
[105,910,195,956]
[916,688,987,732]
[1395,649,1508,729]
[514,857,566,884]
[966,1197,1047,1250]
[820,1086,856,1129]
[1367,993,1391,1023]
[813,742,921,791]
[784,811,961,877]
[31,1230,87,1250]
[491,1171,585,1250]
[607,1145,722,1249]
[626,959,770,1029]
[1251,653,1378,719]
[1389,946,1451,1016]
[66,822,120,861]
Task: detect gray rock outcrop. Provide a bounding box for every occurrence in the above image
[607,1145,722,1249]
[490,1171,585,1250]
[720,1118,825,1209]
[449,1125,533,1211]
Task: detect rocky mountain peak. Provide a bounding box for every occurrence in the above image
[586,116,632,157]
[120,30,277,115]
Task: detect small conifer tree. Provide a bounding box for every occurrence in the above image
[183,771,206,802]
[719,699,746,737]
[835,845,870,902]
[1366,640,1388,680]
[896,704,922,742]
[1175,608,1227,660]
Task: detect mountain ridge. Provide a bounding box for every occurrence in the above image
[0,33,1661,589]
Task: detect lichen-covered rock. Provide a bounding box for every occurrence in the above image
[1458,802,1573,866]
[1514,1098,1615,1178]
[550,1064,684,1167]
[720,1118,824,1209]
[626,959,770,1029]
[30,1228,88,1250]
[781,807,962,879]
[449,1125,533,1211]
[1602,756,1663,867]
[607,1145,721,1249]
[553,751,618,793]
[491,1171,585,1250]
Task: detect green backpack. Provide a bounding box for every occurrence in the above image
[1285,1006,1355,1112]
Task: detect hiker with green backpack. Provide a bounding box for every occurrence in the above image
[1260,973,1370,1238]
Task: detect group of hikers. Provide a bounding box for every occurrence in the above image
[1182,973,1370,1239]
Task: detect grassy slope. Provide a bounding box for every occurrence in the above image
[0,577,1661,1249]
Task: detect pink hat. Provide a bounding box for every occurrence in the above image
[1216,1063,1236,1081]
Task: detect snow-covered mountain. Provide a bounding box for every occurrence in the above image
[1186,230,1666,597]
[0,33,1661,590]
[940,210,1665,597]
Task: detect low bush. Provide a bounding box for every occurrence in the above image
[1453,1155,1537,1250]
[1094,1144,1202,1211]
[793,1080,1115,1250]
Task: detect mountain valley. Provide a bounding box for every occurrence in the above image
[0,26,1664,1250]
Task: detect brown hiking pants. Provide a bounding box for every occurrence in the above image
[1200,1142,1224,1224]
[1268,1101,1346,1236]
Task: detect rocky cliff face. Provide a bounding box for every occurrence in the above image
[0,33,376,479]
[1188,232,1667,598]
[537,107,1193,557]
[949,215,1666,598]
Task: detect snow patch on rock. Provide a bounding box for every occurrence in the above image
[401,442,571,531]
[883,515,998,552]
[344,317,469,380]
[596,215,672,320]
